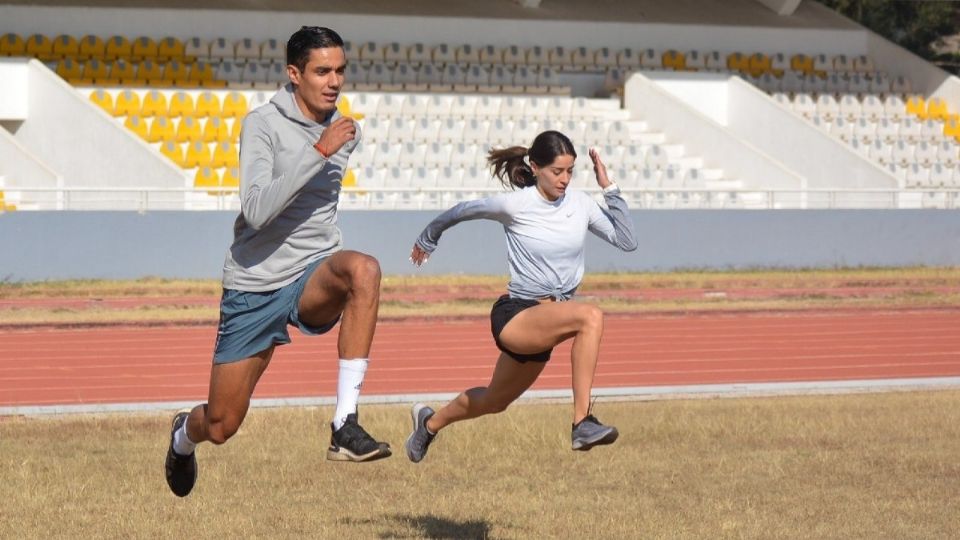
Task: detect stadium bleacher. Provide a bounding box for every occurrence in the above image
[1,0,959,212]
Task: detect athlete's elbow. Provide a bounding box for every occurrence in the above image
[242,210,269,231]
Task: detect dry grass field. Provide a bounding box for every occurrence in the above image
[3,391,959,539]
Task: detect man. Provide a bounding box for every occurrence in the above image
[165,26,390,498]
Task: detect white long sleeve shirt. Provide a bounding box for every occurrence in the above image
[416,185,638,300]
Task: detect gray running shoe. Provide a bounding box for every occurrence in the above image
[404,403,436,463]
[571,414,619,451]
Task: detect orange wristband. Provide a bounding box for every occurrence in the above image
[313,140,330,158]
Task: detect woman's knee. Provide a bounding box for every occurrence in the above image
[577,304,604,331]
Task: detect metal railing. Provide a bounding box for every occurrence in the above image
[1,186,959,211]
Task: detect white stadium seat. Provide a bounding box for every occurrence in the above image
[456,44,481,65]
[450,95,478,118]
[435,118,465,143]
[412,118,441,143]
[408,43,431,65]
[361,116,390,142]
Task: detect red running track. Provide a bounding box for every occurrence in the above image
[3,309,960,407]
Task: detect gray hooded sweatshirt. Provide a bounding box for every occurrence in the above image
[222,83,359,292]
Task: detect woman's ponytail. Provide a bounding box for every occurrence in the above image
[487,146,536,189]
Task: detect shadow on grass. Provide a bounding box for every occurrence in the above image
[341,514,493,539]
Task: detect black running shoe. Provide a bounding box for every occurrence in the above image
[164,410,197,497]
[327,413,392,462]
[571,414,619,451]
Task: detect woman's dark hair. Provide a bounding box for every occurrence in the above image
[286,26,344,72]
[487,130,577,189]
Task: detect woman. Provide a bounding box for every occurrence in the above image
[404,130,638,463]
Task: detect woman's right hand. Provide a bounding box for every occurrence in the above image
[410,244,430,267]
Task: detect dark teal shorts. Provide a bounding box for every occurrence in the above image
[212,257,339,364]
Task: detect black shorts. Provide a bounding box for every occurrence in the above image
[490,294,553,363]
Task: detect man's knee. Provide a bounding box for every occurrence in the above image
[205,414,242,445]
[345,252,381,289]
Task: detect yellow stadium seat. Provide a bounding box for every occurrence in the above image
[157,37,185,62]
[160,140,185,165]
[104,35,132,61]
[748,53,771,76]
[661,50,686,71]
[926,97,949,121]
[790,54,813,74]
[221,92,248,119]
[131,36,158,61]
[140,90,168,116]
[212,141,239,168]
[906,95,927,119]
[89,89,115,114]
[230,117,242,140]
[194,166,223,194]
[0,190,13,212]
[123,115,149,139]
[188,61,215,83]
[184,141,213,168]
[82,59,112,84]
[176,116,203,142]
[147,116,176,143]
[109,59,139,84]
[342,168,357,187]
[336,95,364,120]
[52,35,79,59]
[78,35,105,60]
[168,92,195,118]
[195,92,222,117]
[202,117,230,142]
[137,60,164,83]
[943,116,960,139]
[201,79,228,89]
[25,34,54,60]
[222,166,240,188]
[114,89,141,116]
[162,60,189,84]
[1,33,26,56]
[55,58,84,81]
[726,52,749,73]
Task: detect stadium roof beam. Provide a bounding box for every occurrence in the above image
[753,0,801,16]
[512,0,542,7]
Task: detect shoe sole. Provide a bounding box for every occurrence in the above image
[572,427,619,451]
[404,403,429,462]
[326,443,392,462]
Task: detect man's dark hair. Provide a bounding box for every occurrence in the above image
[286,26,344,72]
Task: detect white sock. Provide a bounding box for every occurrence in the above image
[172,416,197,456]
[333,358,368,430]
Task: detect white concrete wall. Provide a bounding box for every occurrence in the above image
[0,127,62,209]
[0,60,29,121]
[865,30,960,103]
[724,75,896,196]
[646,72,730,126]
[0,4,869,56]
[625,71,805,195]
[11,60,186,198]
